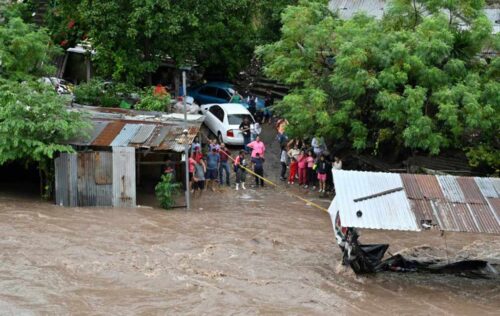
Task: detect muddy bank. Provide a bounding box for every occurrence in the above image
[0,187,499,315]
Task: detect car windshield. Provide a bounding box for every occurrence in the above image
[228,114,253,125]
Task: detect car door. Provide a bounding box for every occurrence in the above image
[206,105,223,134]
[216,88,231,103]
[198,86,219,104]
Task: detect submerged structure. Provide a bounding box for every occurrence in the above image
[328,170,500,274]
[54,106,203,208]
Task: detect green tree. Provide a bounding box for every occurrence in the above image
[45,0,296,84]
[0,3,90,197]
[258,0,499,172]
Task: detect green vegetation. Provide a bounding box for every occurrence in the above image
[41,0,296,84]
[0,3,89,197]
[135,88,171,112]
[258,0,500,172]
[155,173,180,209]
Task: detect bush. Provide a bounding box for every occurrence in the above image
[155,173,180,209]
[74,79,137,107]
[73,79,105,105]
[135,87,171,112]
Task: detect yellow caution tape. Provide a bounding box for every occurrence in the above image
[226,151,329,213]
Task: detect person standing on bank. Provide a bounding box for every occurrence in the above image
[218,143,231,186]
[251,152,265,187]
[234,150,247,190]
[297,150,307,186]
[205,148,220,191]
[192,158,206,197]
[279,145,288,181]
[316,154,328,193]
[239,117,251,153]
[247,135,266,159]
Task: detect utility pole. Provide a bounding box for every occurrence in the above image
[182,69,190,209]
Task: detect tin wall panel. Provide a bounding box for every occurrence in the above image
[456,177,486,204]
[110,124,141,147]
[415,175,445,199]
[475,177,500,198]
[76,152,113,207]
[54,153,77,207]
[437,175,465,203]
[92,121,126,146]
[112,147,136,208]
[130,124,156,144]
[94,151,113,185]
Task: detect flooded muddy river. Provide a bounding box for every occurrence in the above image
[0,187,499,315]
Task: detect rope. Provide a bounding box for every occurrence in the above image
[200,132,329,213]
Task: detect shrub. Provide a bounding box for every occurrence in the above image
[135,87,171,112]
[155,173,180,209]
[73,79,104,105]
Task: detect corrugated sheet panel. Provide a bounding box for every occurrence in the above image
[148,126,170,147]
[92,121,126,146]
[467,204,500,234]
[333,170,420,231]
[456,177,486,204]
[431,201,480,233]
[408,199,436,225]
[130,124,156,144]
[474,177,500,198]
[155,125,200,152]
[54,153,77,207]
[488,198,500,219]
[110,124,141,147]
[67,121,109,146]
[437,175,465,203]
[112,147,136,208]
[76,152,113,207]
[94,151,113,185]
[401,174,423,199]
[415,174,445,199]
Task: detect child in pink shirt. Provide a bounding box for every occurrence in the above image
[297,150,307,186]
[305,150,315,189]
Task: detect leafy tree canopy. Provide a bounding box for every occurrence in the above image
[258,0,499,172]
[43,0,297,84]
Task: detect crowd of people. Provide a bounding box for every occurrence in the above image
[180,89,342,197]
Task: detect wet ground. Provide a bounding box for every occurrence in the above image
[0,125,499,315]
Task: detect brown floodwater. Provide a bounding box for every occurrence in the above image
[0,186,499,315]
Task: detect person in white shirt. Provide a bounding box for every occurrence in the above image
[333,156,342,170]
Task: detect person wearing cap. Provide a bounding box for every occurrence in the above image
[218,143,231,186]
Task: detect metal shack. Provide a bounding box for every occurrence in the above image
[54,106,204,208]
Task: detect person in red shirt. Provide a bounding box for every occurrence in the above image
[297,150,307,185]
[288,157,298,185]
[188,152,197,193]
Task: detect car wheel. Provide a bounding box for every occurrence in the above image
[218,132,224,144]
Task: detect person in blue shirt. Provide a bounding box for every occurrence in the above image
[205,148,220,191]
[251,152,265,187]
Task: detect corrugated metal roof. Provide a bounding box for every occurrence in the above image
[67,121,109,146]
[147,126,170,148]
[456,177,486,204]
[474,177,500,198]
[437,175,465,203]
[130,124,156,144]
[155,125,200,152]
[92,121,126,146]
[330,170,500,235]
[110,124,141,147]
[331,170,420,231]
